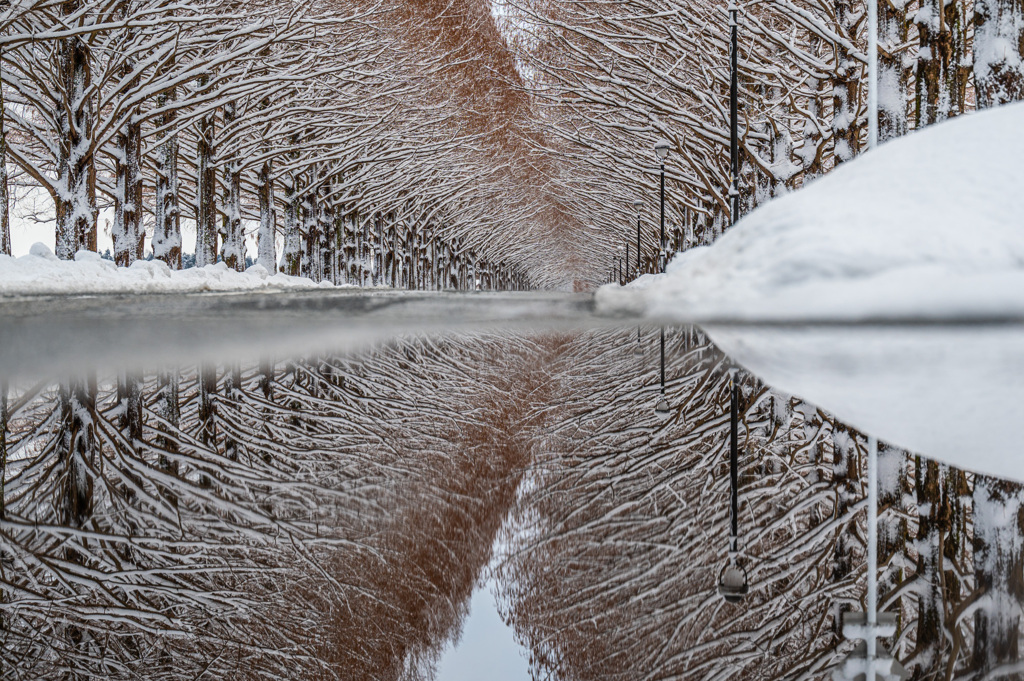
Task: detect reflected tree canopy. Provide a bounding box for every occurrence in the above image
[0,329,1016,679]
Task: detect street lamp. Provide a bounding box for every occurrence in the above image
[631,200,644,357]
[653,141,671,418]
[632,199,643,276]
[654,326,670,418]
[718,368,749,601]
[654,140,670,274]
[729,2,740,227]
[617,245,624,285]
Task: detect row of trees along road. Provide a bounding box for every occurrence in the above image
[0,0,592,291]
[1,0,1024,677]
[0,2,583,677]
[494,0,1024,672]
[499,0,1024,279]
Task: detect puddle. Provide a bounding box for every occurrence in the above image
[436,583,530,680]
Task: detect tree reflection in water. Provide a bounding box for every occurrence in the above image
[0,328,1010,679]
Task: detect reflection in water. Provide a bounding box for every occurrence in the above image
[436,583,530,680]
[0,334,560,680]
[0,327,1016,679]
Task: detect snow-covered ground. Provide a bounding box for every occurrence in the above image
[0,243,335,296]
[596,103,1024,481]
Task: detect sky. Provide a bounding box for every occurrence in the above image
[435,584,531,681]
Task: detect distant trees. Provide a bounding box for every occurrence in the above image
[0,0,541,290]
[501,0,1022,282]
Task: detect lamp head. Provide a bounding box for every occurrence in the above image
[654,140,671,161]
[632,199,643,211]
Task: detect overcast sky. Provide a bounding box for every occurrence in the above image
[436,584,531,681]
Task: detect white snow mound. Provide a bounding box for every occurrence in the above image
[596,104,1024,479]
[598,102,1024,321]
[0,245,342,296]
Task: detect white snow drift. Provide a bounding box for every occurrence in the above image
[596,103,1024,481]
[598,102,1024,322]
[0,244,338,296]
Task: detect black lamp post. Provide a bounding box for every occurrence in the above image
[632,199,643,275]
[716,4,749,603]
[632,199,644,356]
[729,1,740,227]
[654,140,670,272]
[718,368,749,602]
[653,141,671,418]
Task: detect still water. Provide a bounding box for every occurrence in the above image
[0,291,1021,680]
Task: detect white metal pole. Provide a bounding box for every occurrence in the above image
[867,435,879,678]
[867,0,878,149]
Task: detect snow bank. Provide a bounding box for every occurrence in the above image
[598,102,1024,322]
[0,245,340,296]
[595,103,1024,480]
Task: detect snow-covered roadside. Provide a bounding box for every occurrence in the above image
[0,243,344,296]
[597,102,1024,322]
[594,103,1024,480]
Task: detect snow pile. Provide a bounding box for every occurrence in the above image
[595,103,1024,480]
[0,244,338,296]
[598,102,1024,322]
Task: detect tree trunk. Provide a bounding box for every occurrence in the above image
[916,0,970,126]
[223,363,240,462]
[257,160,276,272]
[153,87,181,269]
[117,370,143,447]
[878,444,910,651]
[318,187,332,283]
[940,0,971,117]
[389,215,398,287]
[259,358,274,401]
[911,458,946,679]
[831,422,861,642]
[113,110,142,266]
[974,0,1024,107]
[221,101,244,272]
[59,378,96,529]
[195,104,217,267]
[198,365,217,487]
[832,0,861,164]
[942,467,972,674]
[0,380,7,520]
[301,185,319,280]
[915,0,943,127]
[281,171,302,276]
[878,0,909,140]
[0,49,9,257]
[971,476,1024,678]
[155,370,179,476]
[55,25,97,259]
